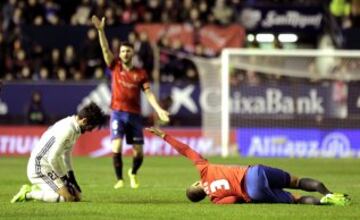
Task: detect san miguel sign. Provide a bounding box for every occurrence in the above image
[238,5,324,32]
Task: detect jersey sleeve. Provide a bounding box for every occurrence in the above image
[108,58,120,71]
[163,134,206,164]
[47,130,72,177]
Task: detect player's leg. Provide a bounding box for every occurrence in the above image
[291,193,321,205]
[267,169,327,204]
[127,144,143,188]
[245,165,293,203]
[13,167,73,203]
[126,113,144,189]
[112,138,124,189]
[288,176,331,195]
[110,111,126,189]
[289,175,350,206]
[247,165,320,204]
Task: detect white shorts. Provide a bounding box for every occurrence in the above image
[27,159,64,193]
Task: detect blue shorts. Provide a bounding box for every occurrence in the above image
[110,111,144,145]
[245,165,293,203]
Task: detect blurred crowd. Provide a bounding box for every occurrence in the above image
[0,0,325,29]
[0,0,355,83]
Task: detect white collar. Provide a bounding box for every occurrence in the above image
[71,115,81,134]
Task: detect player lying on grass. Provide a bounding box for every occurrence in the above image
[146,127,351,206]
[11,102,107,203]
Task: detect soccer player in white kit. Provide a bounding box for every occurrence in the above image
[11,102,107,203]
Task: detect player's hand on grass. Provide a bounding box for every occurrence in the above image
[60,175,81,202]
[92,15,105,30]
[146,127,166,138]
[58,185,76,202]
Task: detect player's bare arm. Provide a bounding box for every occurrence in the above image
[143,88,170,123]
[92,15,114,66]
[146,127,166,138]
[146,127,204,162]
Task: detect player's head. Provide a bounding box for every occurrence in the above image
[186,181,206,202]
[77,102,107,133]
[119,41,134,65]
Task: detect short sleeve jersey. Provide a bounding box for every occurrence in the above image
[109,59,150,114]
[164,135,251,204]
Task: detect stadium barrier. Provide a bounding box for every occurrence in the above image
[0,126,236,157]
[2,125,360,158]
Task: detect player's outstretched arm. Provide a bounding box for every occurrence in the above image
[144,89,170,124]
[146,127,204,162]
[91,15,114,66]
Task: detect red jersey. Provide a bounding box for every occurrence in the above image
[109,59,150,114]
[164,135,251,204]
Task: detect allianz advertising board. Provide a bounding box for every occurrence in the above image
[237,128,360,158]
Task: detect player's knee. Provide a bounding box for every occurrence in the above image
[133,145,143,157]
[111,139,122,153]
[289,175,299,188]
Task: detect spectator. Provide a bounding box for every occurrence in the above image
[80,28,102,78]
[2,0,17,31]
[146,0,162,22]
[137,31,154,79]
[91,0,107,18]
[161,0,178,23]
[70,0,91,25]
[25,0,43,24]
[119,0,138,24]
[56,67,67,81]
[47,48,63,77]
[212,0,234,25]
[38,66,50,80]
[0,32,5,78]
[63,45,80,79]
[26,90,46,124]
[179,0,193,22]
[43,0,62,25]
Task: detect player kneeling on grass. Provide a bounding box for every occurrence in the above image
[11,102,107,203]
[146,127,351,206]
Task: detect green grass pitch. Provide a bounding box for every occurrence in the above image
[1,156,359,220]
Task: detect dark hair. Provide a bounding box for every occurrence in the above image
[77,102,107,129]
[120,41,134,49]
[186,186,206,202]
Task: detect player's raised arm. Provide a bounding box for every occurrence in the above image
[146,127,205,162]
[143,88,170,124]
[92,15,114,66]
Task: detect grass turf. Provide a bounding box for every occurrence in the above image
[0,156,359,220]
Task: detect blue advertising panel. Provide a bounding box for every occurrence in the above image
[237,128,360,158]
[0,82,99,118]
[160,82,334,118]
[0,81,336,120]
[230,84,333,118]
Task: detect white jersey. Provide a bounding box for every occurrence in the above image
[27,116,81,180]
